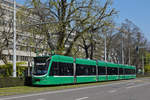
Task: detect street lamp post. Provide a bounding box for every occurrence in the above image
[13,0,16,77]
[104,33,107,62]
[142,54,145,75]
[102,28,107,62]
[137,46,145,75]
[121,33,124,64]
[129,48,131,65]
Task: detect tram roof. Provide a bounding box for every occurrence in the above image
[75,58,96,66]
[97,61,106,67]
[52,55,74,63]
[106,62,120,68]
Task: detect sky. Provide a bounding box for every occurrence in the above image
[112,0,150,41]
[15,0,150,41]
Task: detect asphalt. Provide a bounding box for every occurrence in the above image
[0,78,150,100]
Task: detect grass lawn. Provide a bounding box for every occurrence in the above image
[0,81,122,96]
[136,74,150,78]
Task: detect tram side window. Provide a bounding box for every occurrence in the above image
[76,64,86,75]
[98,66,106,75]
[88,65,96,75]
[134,69,136,74]
[128,69,135,75]
[107,67,118,75]
[76,64,96,76]
[49,62,73,76]
[59,62,73,76]
[119,68,124,75]
[132,69,136,74]
[125,69,128,75]
[49,62,59,76]
[125,69,133,75]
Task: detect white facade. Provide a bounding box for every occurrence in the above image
[0,0,37,66]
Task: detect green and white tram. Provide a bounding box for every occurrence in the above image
[32,55,136,85]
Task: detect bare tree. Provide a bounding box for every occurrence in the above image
[111,19,147,67]
[0,2,13,64]
[17,0,117,56]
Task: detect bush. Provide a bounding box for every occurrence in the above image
[0,62,27,78]
[145,65,150,73]
[0,64,13,77]
[0,77,24,88]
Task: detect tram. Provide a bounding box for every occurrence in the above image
[32,55,136,85]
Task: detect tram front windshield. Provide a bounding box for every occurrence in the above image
[33,57,50,75]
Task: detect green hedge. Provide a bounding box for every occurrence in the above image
[0,62,27,77]
[0,77,32,88]
[0,62,32,88]
[136,72,150,78]
[145,65,150,73]
[0,77,24,88]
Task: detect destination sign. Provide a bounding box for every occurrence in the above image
[35,63,46,66]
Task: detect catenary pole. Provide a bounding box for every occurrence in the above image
[104,33,107,62]
[129,48,130,65]
[13,0,16,77]
[142,54,145,75]
[122,33,124,64]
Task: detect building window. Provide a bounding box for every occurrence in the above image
[16,56,19,61]
[9,55,13,60]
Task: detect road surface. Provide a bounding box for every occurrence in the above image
[0,78,150,100]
